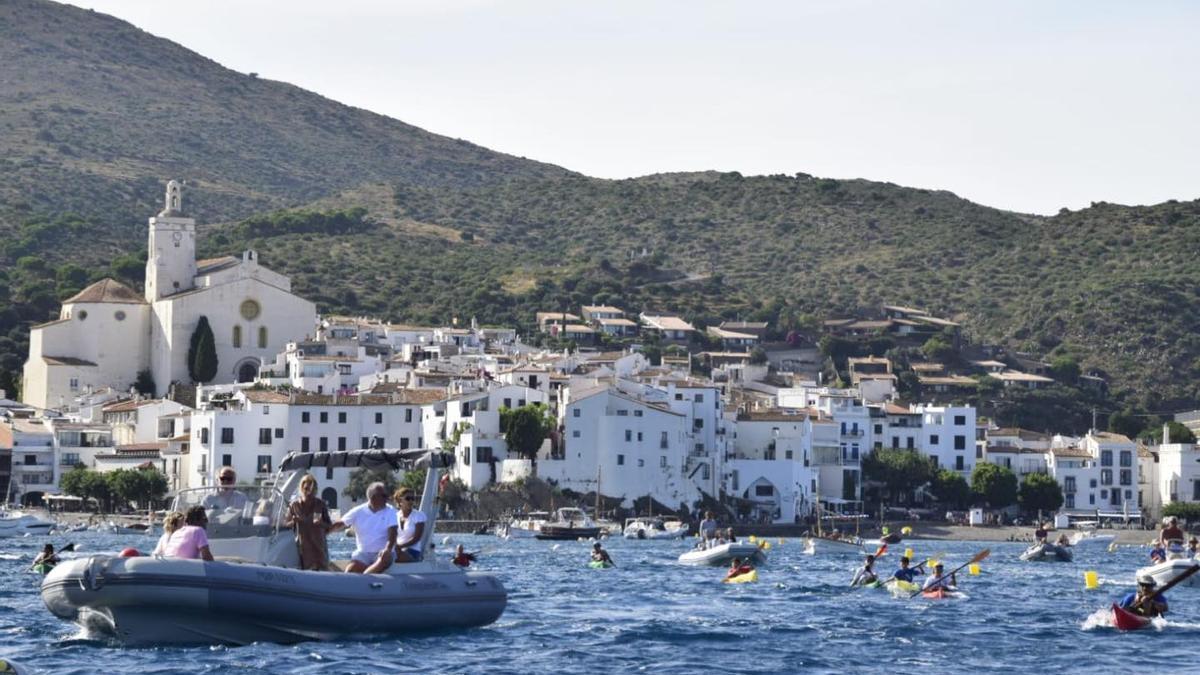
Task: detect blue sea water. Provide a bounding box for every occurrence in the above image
[0,532,1197,674]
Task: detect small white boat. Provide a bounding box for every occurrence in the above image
[499,511,550,539]
[0,511,56,538]
[804,536,865,555]
[1019,542,1074,562]
[623,517,689,540]
[678,541,766,566]
[1137,556,1200,589]
[1068,530,1116,548]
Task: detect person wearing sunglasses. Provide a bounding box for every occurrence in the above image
[330,482,397,574]
[393,487,426,563]
[202,467,249,512]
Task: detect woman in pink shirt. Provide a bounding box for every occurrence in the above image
[161,506,214,561]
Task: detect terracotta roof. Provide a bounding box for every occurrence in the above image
[115,442,167,452]
[32,317,71,329]
[102,398,160,413]
[596,318,637,327]
[242,389,290,404]
[720,321,768,330]
[883,403,916,415]
[706,326,757,340]
[562,324,595,333]
[196,256,238,273]
[1051,446,1092,458]
[882,305,929,315]
[640,315,696,332]
[917,375,976,386]
[909,363,945,373]
[991,428,1050,441]
[64,278,146,305]
[43,356,98,367]
[1092,431,1134,444]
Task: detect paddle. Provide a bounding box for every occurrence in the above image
[28,542,74,572]
[881,552,943,585]
[1131,564,1200,614]
[909,549,990,598]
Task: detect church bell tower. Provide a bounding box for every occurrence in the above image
[145,179,198,302]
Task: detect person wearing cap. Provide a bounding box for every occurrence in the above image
[1120,576,1169,618]
[892,556,925,583]
[1188,537,1199,558]
[922,563,956,591]
[851,554,878,587]
[590,541,615,567]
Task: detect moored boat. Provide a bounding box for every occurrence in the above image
[0,511,56,538]
[623,516,688,540]
[41,449,508,646]
[1069,530,1116,548]
[679,541,766,566]
[1110,603,1152,631]
[499,511,550,539]
[535,507,602,540]
[804,536,865,556]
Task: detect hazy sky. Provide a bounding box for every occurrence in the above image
[69,0,1200,214]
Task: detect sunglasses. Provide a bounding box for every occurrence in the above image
[219,476,235,483]
[401,495,415,502]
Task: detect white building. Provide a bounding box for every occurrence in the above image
[1047,446,1101,513]
[912,404,977,477]
[1082,431,1139,512]
[729,410,818,522]
[23,181,317,410]
[1144,438,1200,521]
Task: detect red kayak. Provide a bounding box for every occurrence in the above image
[1111,603,1152,631]
[921,588,954,600]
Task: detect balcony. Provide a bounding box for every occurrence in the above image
[841,429,864,438]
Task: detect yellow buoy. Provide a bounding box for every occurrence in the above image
[904,547,914,560]
[901,526,913,536]
[761,541,772,551]
[749,535,757,543]
[778,538,785,546]
[968,563,981,576]
[1085,570,1099,590]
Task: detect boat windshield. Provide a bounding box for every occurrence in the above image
[171,485,284,540]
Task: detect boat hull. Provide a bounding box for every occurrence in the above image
[1111,603,1152,631]
[1019,543,1074,562]
[803,537,864,555]
[42,555,507,646]
[536,526,601,540]
[678,543,765,567]
[1136,558,1200,588]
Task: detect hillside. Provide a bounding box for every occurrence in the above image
[0,0,1197,415]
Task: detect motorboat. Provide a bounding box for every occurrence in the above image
[535,507,602,540]
[1068,530,1117,548]
[623,516,689,540]
[92,521,150,536]
[803,535,866,556]
[41,449,507,646]
[678,541,766,566]
[1019,542,1074,562]
[499,511,550,539]
[1137,556,1200,589]
[0,510,56,538]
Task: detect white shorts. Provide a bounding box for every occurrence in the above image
[351,550,380,565]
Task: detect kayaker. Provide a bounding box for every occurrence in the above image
[922,563,956,592]
[1119,575,1168,618]
[1160,517,1185,549]
[725,557,753,580]
[591,542,615,567]
[892,556,925,583]
[851,554,879,587]
[452,544,476,568]
[699,511,718,547]
[32,544,60,570]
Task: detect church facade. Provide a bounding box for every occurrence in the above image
[22,181,317,410]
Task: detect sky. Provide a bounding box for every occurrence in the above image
[67,0,1200,214]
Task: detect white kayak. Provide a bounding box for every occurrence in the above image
[678,542,766,566]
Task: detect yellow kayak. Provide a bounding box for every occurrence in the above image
[723,569,758,584]
[887,579,920,595]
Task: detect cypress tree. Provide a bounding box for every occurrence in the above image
[188,316,219,383]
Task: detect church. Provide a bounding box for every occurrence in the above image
[22,181,317,410]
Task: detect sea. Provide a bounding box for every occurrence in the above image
[0,532,1196,674]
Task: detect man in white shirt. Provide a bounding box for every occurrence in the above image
[330,482,397,573]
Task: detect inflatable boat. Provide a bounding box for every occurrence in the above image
[678,542,765,566]
[41,449,508,646]
[1137,557,1200,589]
[1019,542,1074,562]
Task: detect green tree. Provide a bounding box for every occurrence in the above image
[134,369,156,396]
[1162,502,1200,523]
[1138,421,1196,445]
[971,463,1018,509]
[921,335,953,361]
[500,403,555,463]
[862,449,935,504]
[1108,409,1145,440]
[59,465,90,499]
[930,469,972,509]
[343,467,399,502]
[749,346,768,365]
[1018,472,1064,515]
[188,316,218,383]
[1050,355,1081,385]
[400,468,427,494]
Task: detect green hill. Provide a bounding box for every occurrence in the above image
[0,0,1197,417]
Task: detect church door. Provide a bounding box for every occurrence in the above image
[237,362,258,383]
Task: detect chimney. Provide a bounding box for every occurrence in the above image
[1163,423,1170,445]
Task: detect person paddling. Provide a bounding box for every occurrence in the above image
[892,556,925,583]
[32,544,60,571]
[851,554,879,587]
[591,542,615,567]
[1120,575,1169,618]
[922,563,956,592]
[452,544,477,568]
[726,557,754,580]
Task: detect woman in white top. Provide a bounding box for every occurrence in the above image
[329,482,397,574]
[393,487,426,563]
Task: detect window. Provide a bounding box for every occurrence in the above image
[319,412,328,423]
[1064,477,1076,493]
[1194,481,1200,501]
[338,412,347,424]
[660,432,668,449]
[221,453,232,467]
[232,325,242,348]
[477,447,493,463]
[906,437,914,450]
[1119,451,1132,467]
[625,430,632,442]
[634,410,643,417]
[638,459,645,467]
[60,452,80,466]
[338,437,347,451]
[302,412,310,423]
[256,455,272,474]
[954,435,966,450]
[573,408,581,417]
[1100,469,1112,485]
[617,454,625,466]
[274,428,283,439]
[930,456,939,467]
[874,424,882,435]
[637,432,643,441]
[675,394,683,401]
[1090,478,1097,488]
[954,415,966,425]
[1089,494,1095,505]
[955,456,964,471]
[617,410,628,417]
[785,450,793,460]
[319,437,328,452]
[660,456,667,468]
[1065,494,1075,509]
[361,437,369,449]
[258,326,267,349]
[694,394,704,403]
[404,409,411,423]
[220,428,234,444]
[1120,469,1132,486]
[258,428,272,445]
[891,437,899,449]
[261,405,270,415]
[200,428,209,444]
[400,438,410,449]
[694,418,704,429]
[572,430,580,438]
[755,484,773,497]
[930,435,939,445]
[1100,450,1112,467]
[301,437,310,452]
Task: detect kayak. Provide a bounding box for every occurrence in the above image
[887,579,920,595]
[723,569,758,584]
[32,563,55,576]
[856,579,884,589]
[921,587,959,600]
[1111,603,1153,631]
[588,560,613,569]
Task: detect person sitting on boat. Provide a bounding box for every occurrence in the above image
[452,544,476,568]
[893,556,925,583]
[161,506,214,561]
[1034,522,1048,543]
[32,544,60,570]
[329,482,398,574]
[699,511,718,547]
[1149,543,1167,564]
[1160,517,1185,549]
[1189,537,1199,557]
[202,467,249,513]
[1120,575,1168,618]
[922,563,956,592]
[283,474,333,571]
[725,528,738,544]
[392,487,426,563]
[851,554,878,587]
[151,511,185,556]
[828,529,842,541]
[725,557,753,580]
[591,542,615,566]
[1055,533,1071,547]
